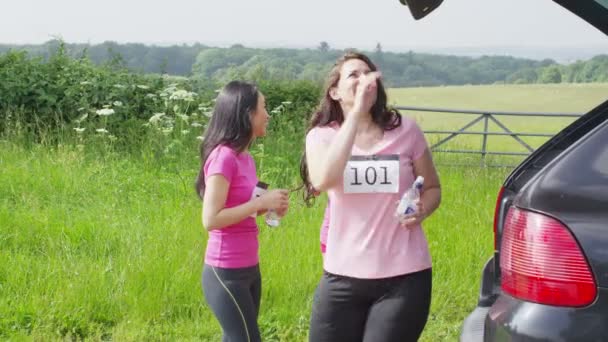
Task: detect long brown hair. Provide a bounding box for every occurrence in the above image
[299,52,402,205]
[195,81,259,199]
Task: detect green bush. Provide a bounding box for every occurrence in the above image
[0,45,323,179]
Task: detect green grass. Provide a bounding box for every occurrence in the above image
[391,83,608,157]
[0,139,504,341]
[2,83,606,341]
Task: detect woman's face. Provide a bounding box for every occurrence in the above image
[330,58,374,111]
[250,92,270,138]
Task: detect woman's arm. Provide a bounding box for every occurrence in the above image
[401,149,441,227]
[307,72,381,192]
[202,175,289,231]
[306,116,359,192]
[415,149,441,217]
[202,175,263,231]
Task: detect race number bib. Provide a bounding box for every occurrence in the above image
[250,181,269,217]
[343,155,399,194]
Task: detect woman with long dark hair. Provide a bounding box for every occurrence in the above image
[301,52,442,342]
[196,81,289,342]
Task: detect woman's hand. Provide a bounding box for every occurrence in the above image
[352,71,381,116]
[275,204,289,218]
[399,201,427,228]
[257,189,289,211]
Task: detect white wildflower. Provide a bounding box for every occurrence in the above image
[113,101,123,107]
[75,113,88,123]
[181,130,190,135]
[191,122,203,128]
[169,89,191,101]
[136,85,150,90]
[96,108,115,116]
[96,128,109,134]
[73,127,86,133]
[148,113,165,124]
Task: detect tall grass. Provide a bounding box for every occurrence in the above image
[0,131,505,341]
[2,83,606,340]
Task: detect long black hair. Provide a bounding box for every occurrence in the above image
[195,81,259,199]
[299,52,402,205]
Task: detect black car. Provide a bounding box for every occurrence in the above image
[402,0,608,340]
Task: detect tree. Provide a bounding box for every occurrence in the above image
[538,65,562,84]
[318,41,330,52]
[506,68,538,84]
[375,43,383,54]
[374,42,384,66]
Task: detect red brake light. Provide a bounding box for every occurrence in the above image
[500,207,596,307]
[493,186,505,250]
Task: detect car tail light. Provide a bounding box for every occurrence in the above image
[493,186,505,250]
[500,207,597,307]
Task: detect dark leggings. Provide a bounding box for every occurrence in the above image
[202,264,262,342]
[309,268,432,342]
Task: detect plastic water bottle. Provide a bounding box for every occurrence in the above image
[396,176,424,217]
[265,210,280,227]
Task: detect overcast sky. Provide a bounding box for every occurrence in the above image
[2,0,607,52]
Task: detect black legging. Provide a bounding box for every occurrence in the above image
[309,268,432,342]
[202,264,262,342]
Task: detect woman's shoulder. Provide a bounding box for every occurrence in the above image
[394,115,423,136]
[207,145,240,165]
[211,144,237,156]
[398,114,419,128]
[306,121,339,141]
[311,121,339,132]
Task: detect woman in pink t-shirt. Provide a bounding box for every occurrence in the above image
[195,81,289,342]
[301,52,442,342]
[320,200,330,255]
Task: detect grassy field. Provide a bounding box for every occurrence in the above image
[1,83,607,341]
[0,142,502,341]
[390,83,608,161]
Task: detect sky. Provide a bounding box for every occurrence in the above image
[2,0,607,55]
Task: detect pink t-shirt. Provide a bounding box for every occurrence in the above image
[320,201,330,253]
[203,145,259,268]
[306,117,432,279]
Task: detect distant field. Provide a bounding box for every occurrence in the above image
[389,83,608,163]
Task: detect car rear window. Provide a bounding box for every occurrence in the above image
[561,122,608,186]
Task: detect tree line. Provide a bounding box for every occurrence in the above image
[1,40,607,87]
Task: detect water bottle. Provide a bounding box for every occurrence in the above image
[265,209,280,227]
[396,176,424,217]
[252,181,280,227]
[264,185,281,228]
